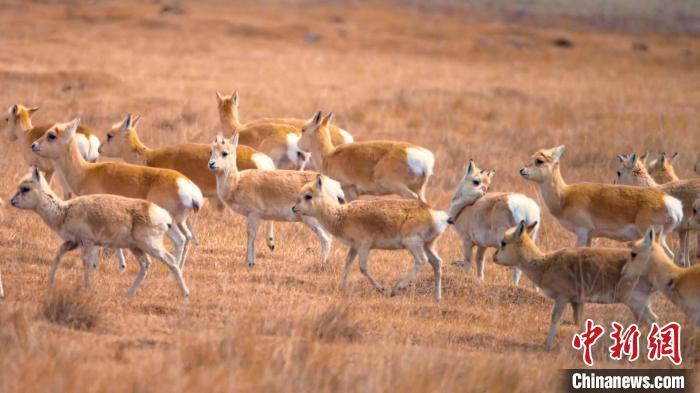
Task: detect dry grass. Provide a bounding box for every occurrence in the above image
[41,285,101,331]
[0,1,699,392]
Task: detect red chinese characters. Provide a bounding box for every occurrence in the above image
[647,322,682,365]
[572,319,605,366]
[609,322,640,361]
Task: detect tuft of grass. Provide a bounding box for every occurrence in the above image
[311,303,362,342]
[41,285,100,331]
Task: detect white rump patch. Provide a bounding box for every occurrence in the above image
[406,147,435,177]
[338,129,354,144]
[286,133,301,163]
[177,178,204,211]
[252,152,275,171]
[321,176,346,203]
[148,204,173,231]
[75,134,91,161]
[663,195,683,228]
[87,134,101,162]
[506,193,541,241]
[430,210,449,234]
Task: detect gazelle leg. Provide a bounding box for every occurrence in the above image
[245,213,261,267]
[266,221,275,251]
[475,246,486,280]
[571,301,584,326]
[127,249,151,298]
[176,221,193,270]
[545,297,568,351]
[143,243,190,299]
[357,248,383,293]
[185,216,199,245]
[80,244,100,289]
[116,249,127,273]
[303,216,332,263]
[453,238,473,274]
[49,241,78,285]
[339,248,358,289]
[391,242,427,297]
[425,245,443,301]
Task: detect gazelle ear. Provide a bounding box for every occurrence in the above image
[11,104,17,116]
[465,160,475,176]
[629,153,638,167]
[552,145,566,161]
[312,111,322,126]
[526,221,538,236]
[28,106,40,116]
[315,174,323,192]
[617,154,627,163]
[231,91,239,105]
[322,112,334,126]
[65,116,80,139]
[131,115,141,129]
[514,220,527,240]
[216,91,224,104]
[214,133,224,144]
[671,152,679,163]
[639,152,649,164]
[121,114,132,132]
[32,167,41,182]
[230,133,239,147]
[642,228,655,248]
[487,169,496,180]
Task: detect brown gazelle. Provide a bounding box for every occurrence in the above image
[640,152,680,184]
[208,134,340,267]
[4,104,100,194]
[10,168,189,298]
[216,92,311,169]
[31,117,203,269]
[520,145,682,257]
[623,228,700,326]
[99,114,279,251]
[292,175,451,301]
[298,112,435,203]
[493,221,657,350]
[448,161,540,285]
[615,153,700,266]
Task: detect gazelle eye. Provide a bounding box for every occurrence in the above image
[500,240,506,248]
[107,134,113,141]
[535,158,544,165]
[222,151,229,157]
[616,171,621,177]
[304,194,312,201]
[20,187,30,193]
[472,179,480,186]
[693,208,698,215]
[48,133,56,141]
[631,252,637,259]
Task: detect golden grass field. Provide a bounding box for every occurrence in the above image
[1,1,699,392]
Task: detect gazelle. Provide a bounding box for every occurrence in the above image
[520,145,682,257]
[448,161,540,285]
[494,221,657,350]
[10,168,189,298]
[31,117,203,269]
[208,134,340,267]
[4,104,100,196]
[216,92,312,169]
[615,153,700,266]
[99,114,279,251]
[298,112,435,203]
[623,228,700,325]
[292,175,451,301]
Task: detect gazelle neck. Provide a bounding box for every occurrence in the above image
[538,163,568,215]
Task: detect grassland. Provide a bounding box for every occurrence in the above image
[0,1,699,392]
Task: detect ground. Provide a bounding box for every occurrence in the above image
[0,1,699,392]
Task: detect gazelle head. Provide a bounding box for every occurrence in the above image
[614,153,649,185]
[646,152,679,183]
[31,117,80,159]
[298,111,332,153]
[492,220,539,267]
[4,104,40,142]
[10,167,51,210]
[215,90,239,126]
[208,133,238,173]
[99,114,141,157]
[292,174,346,216]
[446,160,494,223]
[519,145,565,183]
[621,228,657,278]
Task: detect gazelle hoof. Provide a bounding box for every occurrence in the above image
[452,260,465,266]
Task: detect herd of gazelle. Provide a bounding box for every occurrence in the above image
[3,92,700,350]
